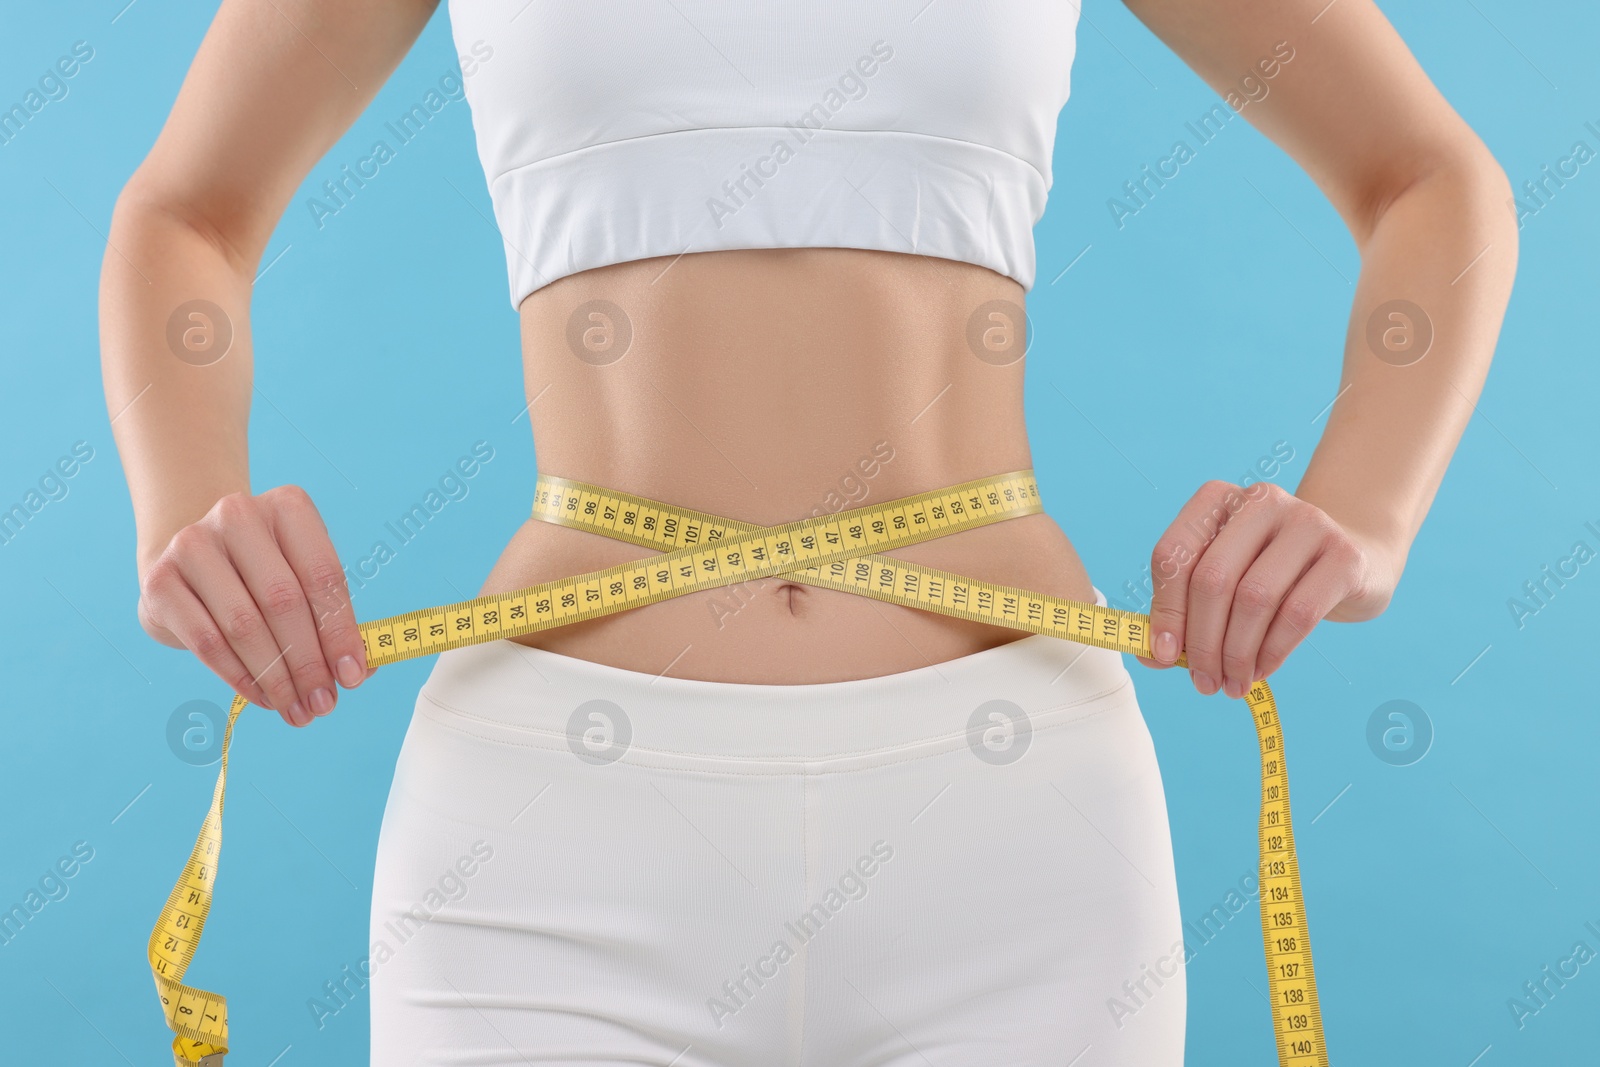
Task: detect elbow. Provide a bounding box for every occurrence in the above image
[1451,137,1517,238]
[1351,132,1518,251]
[108,168,260,279]
[1435,139,1518,260]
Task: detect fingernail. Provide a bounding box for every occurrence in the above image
[289,700,308,726]
[336,656,364,688]
[1154,630,1178,664]
[310,687,335,716]
[1191,670,1215,694]
[1223,677,1242,699]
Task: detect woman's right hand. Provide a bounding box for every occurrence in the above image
[137,485,373,727]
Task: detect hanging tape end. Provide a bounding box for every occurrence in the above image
[173,1036,226,1067]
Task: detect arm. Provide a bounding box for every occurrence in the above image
[1122,0,1518,695]
[101,0,439,723]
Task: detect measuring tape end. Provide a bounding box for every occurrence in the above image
[173,1035,225,1067]
[172,1043,224,1067]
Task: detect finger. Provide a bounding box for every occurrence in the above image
[179,541,309,726]
[1218,521,1325,698]
[1255,546,1359,681]
[266,486,369,693]
[219,496,338,720]
[138,557,196,651]
[1147,481,1250,670]
[1177,485,1280,695]
[156,571,277,713]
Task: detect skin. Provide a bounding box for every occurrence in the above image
[101,0,1515,727]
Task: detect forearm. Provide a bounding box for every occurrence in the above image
[100,183,257,578]
[1295,151,1517,578]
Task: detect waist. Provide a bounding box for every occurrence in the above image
[512,248,1034,520]
[480,485,1098,684]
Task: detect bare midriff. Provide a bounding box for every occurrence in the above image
[477,247,1097,684]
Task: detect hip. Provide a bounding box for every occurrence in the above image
[369,616,1184,1064]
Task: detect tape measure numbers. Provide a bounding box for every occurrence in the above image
[148,470,1328,1067]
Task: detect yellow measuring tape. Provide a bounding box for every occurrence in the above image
[148,470,1328,1066]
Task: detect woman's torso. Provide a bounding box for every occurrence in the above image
[452,1,1090,681]
[478,248,1097,683]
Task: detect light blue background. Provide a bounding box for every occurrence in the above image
[1,1,1595,1063]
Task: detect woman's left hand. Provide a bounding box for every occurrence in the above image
[1135,480,1399,697]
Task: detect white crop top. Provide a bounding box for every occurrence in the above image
[445,2,1080,309]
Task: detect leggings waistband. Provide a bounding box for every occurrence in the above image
[415,586,1135,771]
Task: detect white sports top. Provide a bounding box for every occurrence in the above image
[445,2,1080,309]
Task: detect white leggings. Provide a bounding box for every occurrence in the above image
[369,592,1186,1065]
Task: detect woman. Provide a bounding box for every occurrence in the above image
[102,0,1515,1063]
